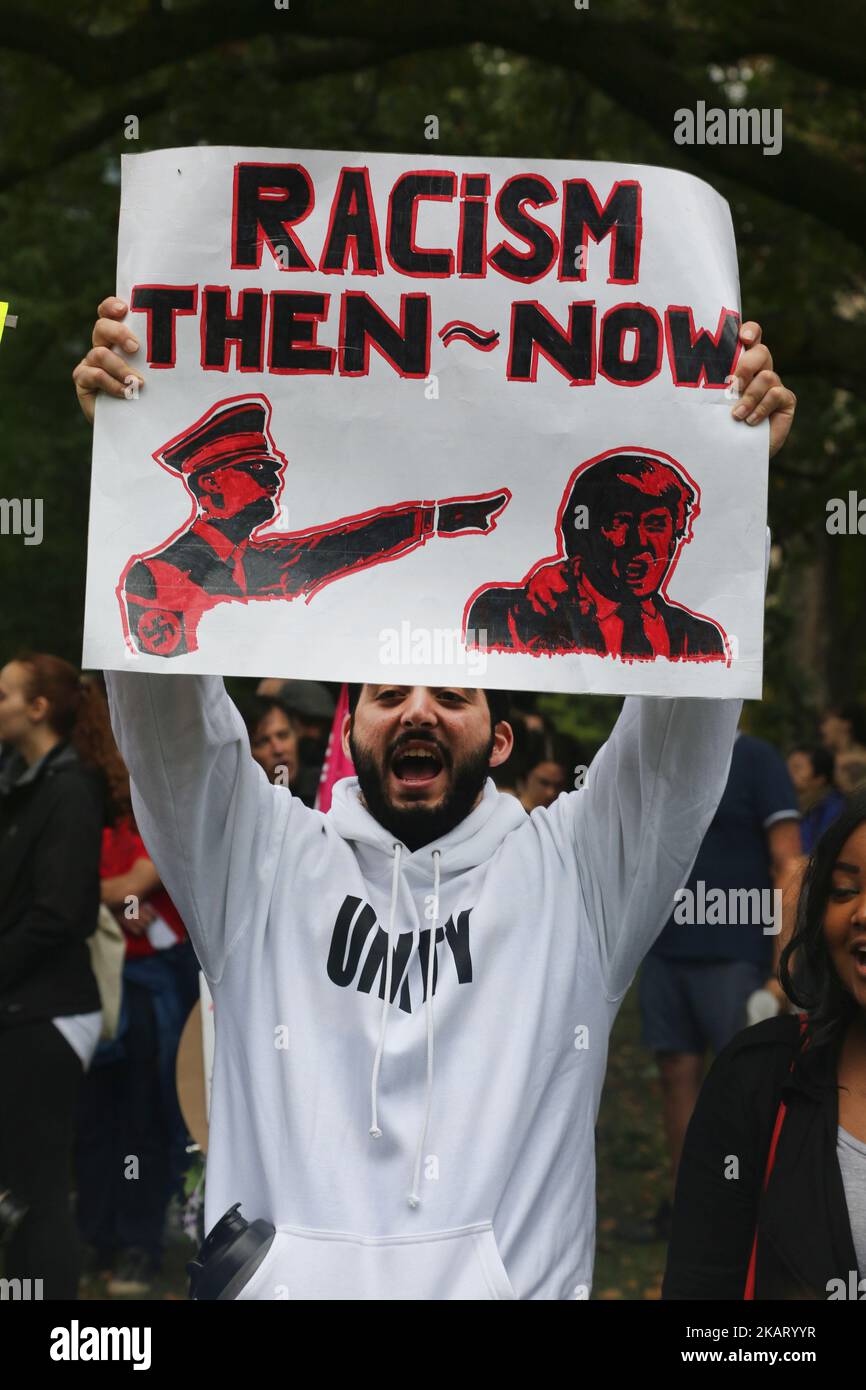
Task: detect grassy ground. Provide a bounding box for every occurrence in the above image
[79,1246,191,1302]
[76,973,670,1301]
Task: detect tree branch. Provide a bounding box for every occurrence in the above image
[1,3,862,92]
[0,38,423,195]
[0,5,862,249]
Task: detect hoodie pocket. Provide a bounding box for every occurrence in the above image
[233,1221,517,1300]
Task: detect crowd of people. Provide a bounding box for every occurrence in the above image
[1,647,865,1299]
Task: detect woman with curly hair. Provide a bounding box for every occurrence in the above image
[663,793,866,1299]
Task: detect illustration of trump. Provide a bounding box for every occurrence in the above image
[464,447,728,663]
[119,394,509,657]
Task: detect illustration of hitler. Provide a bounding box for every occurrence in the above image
[119,395,510,658]
[464,448,728,663]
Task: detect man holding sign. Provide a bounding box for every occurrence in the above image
[75,289,794,1302]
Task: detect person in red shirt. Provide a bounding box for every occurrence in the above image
[99,816,187,959]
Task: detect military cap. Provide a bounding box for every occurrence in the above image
[156,396,281,478]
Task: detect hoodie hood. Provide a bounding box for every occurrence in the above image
[327,774,527,1205]
[328,774,527,875]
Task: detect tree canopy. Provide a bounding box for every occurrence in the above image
[1,0,863,748]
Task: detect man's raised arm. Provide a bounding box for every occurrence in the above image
[545,318,796,1000]
[564,692,742,1001]
[77,298,322,980]
[103,670,307,984]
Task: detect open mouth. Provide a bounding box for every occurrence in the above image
[852,944,866,977]
[623,556,651,584]
[390,742,446,788]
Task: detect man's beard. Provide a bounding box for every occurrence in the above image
[348,727,494,852]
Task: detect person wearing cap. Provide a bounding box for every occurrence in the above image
[118,396,509,658]
[257,678,336,731]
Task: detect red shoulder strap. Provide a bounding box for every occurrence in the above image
[743,1014,808,1299]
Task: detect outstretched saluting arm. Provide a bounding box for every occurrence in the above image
[252,491,510,599]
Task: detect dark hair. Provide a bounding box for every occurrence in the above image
[824,702,866,746]
[493,714,543,789]
[72,675,134,824]
[347,683,511,731]
[780,791,866,1048]
[562,453,696,559]
[13,652,124,823]
[241,695,295,741]
[14,650,85,741]
[790,744,836,786]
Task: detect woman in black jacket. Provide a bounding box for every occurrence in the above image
[0,652,105,1299]
[664,793,866,1300]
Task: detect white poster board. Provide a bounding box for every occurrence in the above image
[83,146,766,696]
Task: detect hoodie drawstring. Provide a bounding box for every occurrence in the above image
[409,849,440,1208]
[367,844,441,1211]
[369,842,402,1139]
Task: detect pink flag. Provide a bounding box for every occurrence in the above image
[315,683,355,812]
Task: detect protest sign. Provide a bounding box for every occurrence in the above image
[83,146,767,695]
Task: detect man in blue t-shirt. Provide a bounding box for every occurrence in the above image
[636,731,801,1241]
[787,744,846,854]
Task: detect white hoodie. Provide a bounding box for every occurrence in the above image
[104,671,740,1299]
